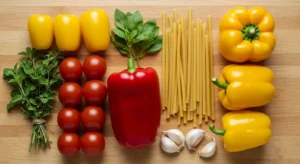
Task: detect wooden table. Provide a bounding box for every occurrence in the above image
[0,0,300,163]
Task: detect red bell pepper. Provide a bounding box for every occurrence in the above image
[107,58,161,149]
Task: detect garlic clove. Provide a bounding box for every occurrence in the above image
[198,136,216,158]
[164,129,185,147]
[186,129,205,150]
[160,135,182,153]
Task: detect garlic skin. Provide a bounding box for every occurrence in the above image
[160,129,185,153]
[198,136,216,158]
[160,136,181,153]
[164,129,185,148]
[186,129,205,150]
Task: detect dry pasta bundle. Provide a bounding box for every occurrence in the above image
[161,8,215,126]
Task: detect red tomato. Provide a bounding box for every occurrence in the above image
[81,106,105,131]
[83,80,107,105]
[83,55,107,80]
[58,82,82,107]
[57,133,81,156]
[81,132,105,156]
[59,58,82,82]
[57,108,81,132]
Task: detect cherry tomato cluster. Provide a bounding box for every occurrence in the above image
[57,55,107,157]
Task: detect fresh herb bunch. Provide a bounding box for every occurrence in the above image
[111,9,162,67]
[3,47,63,151]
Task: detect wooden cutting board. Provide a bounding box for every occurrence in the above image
[0,0,299,163]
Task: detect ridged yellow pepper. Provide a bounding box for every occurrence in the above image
[212,64,275,110]
[219,7,276,62]
[80,9,110,52]
[210,110,272,152]
[53,14,80,51]
[27,14,53,50]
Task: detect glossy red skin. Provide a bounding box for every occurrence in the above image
[57,133,81,156]
[83,80,107,105]
[107,67,161,149]
[81,106,105,131]
[81,132,105,156]
[83,55,107,80]
[57,108,81,132]
[58,82,82,107]
[59,58,82,82]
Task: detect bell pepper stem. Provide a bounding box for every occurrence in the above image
[211,77,228,89]
[209,124,226,136]
[247,27,256,38]
[127,58,136,73]
[242,24,260,41]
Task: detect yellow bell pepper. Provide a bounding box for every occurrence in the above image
[80,9,110,52]
[53,14,80,51]
[27,14,53,50]
[210,110,272,152]
[212,64,275,110]
[219,6,276,62]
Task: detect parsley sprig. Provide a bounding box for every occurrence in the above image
[111,9,162,67]
[3,47,63,151]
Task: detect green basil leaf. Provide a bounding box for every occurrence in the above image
[10,89,21,97]
[3,68,14,77]
[111,37,127,50]
[38,77,48,86]
[141,39,152,52]
[145,35,162,53]
[114,9,127,31]
[118,48,129,55]
[29,98,37,105]
[7,78,19,85]
[13,64,18,72]
[28,106,35,111]
[7,94,23,111]
[19,51,29,57]
[130,30,138,40]
[127,10,143,30]
[126,12,132,17]
[40,98,48,104]
[112,28,126,39]
[133,34,145,43]
[23,66,34,75]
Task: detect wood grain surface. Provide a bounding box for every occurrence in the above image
[0,0,300,164]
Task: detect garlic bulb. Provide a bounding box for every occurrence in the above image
[160,129,185,153]
[185,129,206,150]
[198,136,216,158]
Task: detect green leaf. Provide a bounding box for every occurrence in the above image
[130,30,138,40]
[23,66,34,75]
[40,98,48,104]
[38,77,48,86]
[3,68,14,77]
[111,36,127,49]
[29,98,37,105]
[7,78,19,85]
[126,12,132,17]
[127,11,143,30]
[13,64,18,72]
[145,35,162,53]
[118,48,129,55]
[112,28,126,39]
[7,94,23,111]
[114,9,127,31]
[141,39,153,52]
[142,20,157,37]
[28,106,35,111]
[10,89,21,97]
[133,34,145,43]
